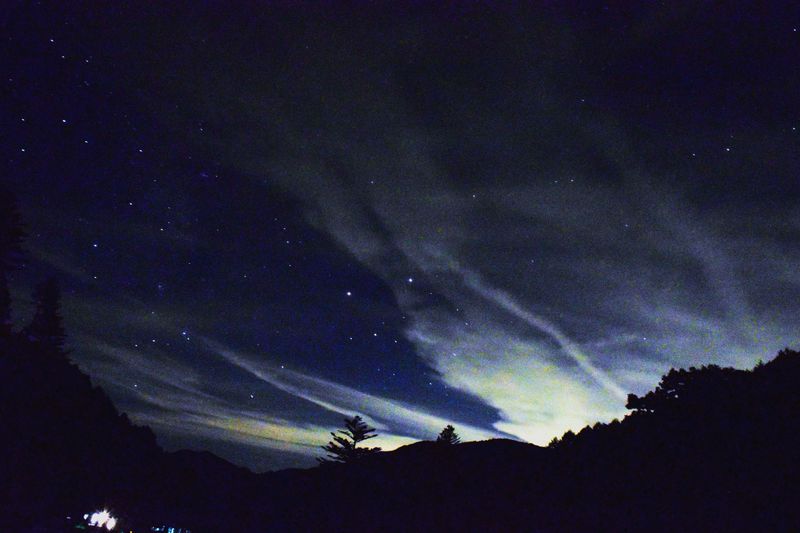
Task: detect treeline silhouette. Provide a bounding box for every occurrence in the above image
[3,187,800,532]
[0,187,160,528]
[0,189,257,531]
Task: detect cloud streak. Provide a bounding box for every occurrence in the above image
[205,338,502,443]
[79,337,497,468]
[458,266,628,401]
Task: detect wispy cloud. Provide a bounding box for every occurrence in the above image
[458,267,628,401]
[77,341,343,458]
[80,338,492,464]
[407,316,625,443]
[205,338,502,443]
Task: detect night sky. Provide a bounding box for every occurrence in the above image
[4,3,800,471]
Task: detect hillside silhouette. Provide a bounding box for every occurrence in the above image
[3,192,800,531]
[0,324,264,531]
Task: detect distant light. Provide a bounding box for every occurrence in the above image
[346,291,352,296]
[407,277,413,283]
[88,509,117,530]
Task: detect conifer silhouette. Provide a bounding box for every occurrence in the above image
[436,424,461,445]
[23,278,66,352]
[0,187,25,337]
[0,271,11,339]
[318,415,381,464]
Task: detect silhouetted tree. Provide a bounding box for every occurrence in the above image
[0,272,11,339]
[0,187,25,337]
[318,415,381,464]
[436,424,461,445]
[559,429,576,447]
[625,364,745,416]
[23,278,66,352]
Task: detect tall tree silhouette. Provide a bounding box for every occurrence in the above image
[0,187,26,337]
[318,415,381,464]
[436,424,461,445]
[23,278,66,352]
[0,271,11,339]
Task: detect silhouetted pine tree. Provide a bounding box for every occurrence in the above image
[318,415,381,464]
[436,424,461,445]
[0,187,26,337]
[23,278,66,352]
[0,272,11,339]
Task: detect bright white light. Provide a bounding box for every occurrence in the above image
[88,509,117,530]
[89,510,107,526]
